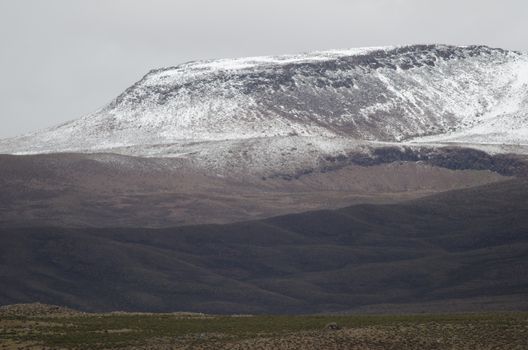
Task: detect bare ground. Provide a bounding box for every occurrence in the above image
[0,153,507,227]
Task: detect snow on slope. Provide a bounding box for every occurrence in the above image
[410,58,528,146]
[1,45,528,169]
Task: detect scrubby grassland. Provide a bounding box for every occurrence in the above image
[1,310,527,349]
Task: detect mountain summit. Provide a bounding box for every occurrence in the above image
[1,45,527,168]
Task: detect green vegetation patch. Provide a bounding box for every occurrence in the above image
[1,312,527,349]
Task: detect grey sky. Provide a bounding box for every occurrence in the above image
[1,0,527,138]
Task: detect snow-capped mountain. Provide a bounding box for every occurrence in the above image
[1,44,528,173]
[2,44,528,228]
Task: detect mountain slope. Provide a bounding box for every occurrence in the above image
[1,45,527,164]
[1,179,527,313]
[0,152,509,227]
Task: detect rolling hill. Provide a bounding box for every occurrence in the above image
[1,179,527,314]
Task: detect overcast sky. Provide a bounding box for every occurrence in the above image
[0,0,527,138]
